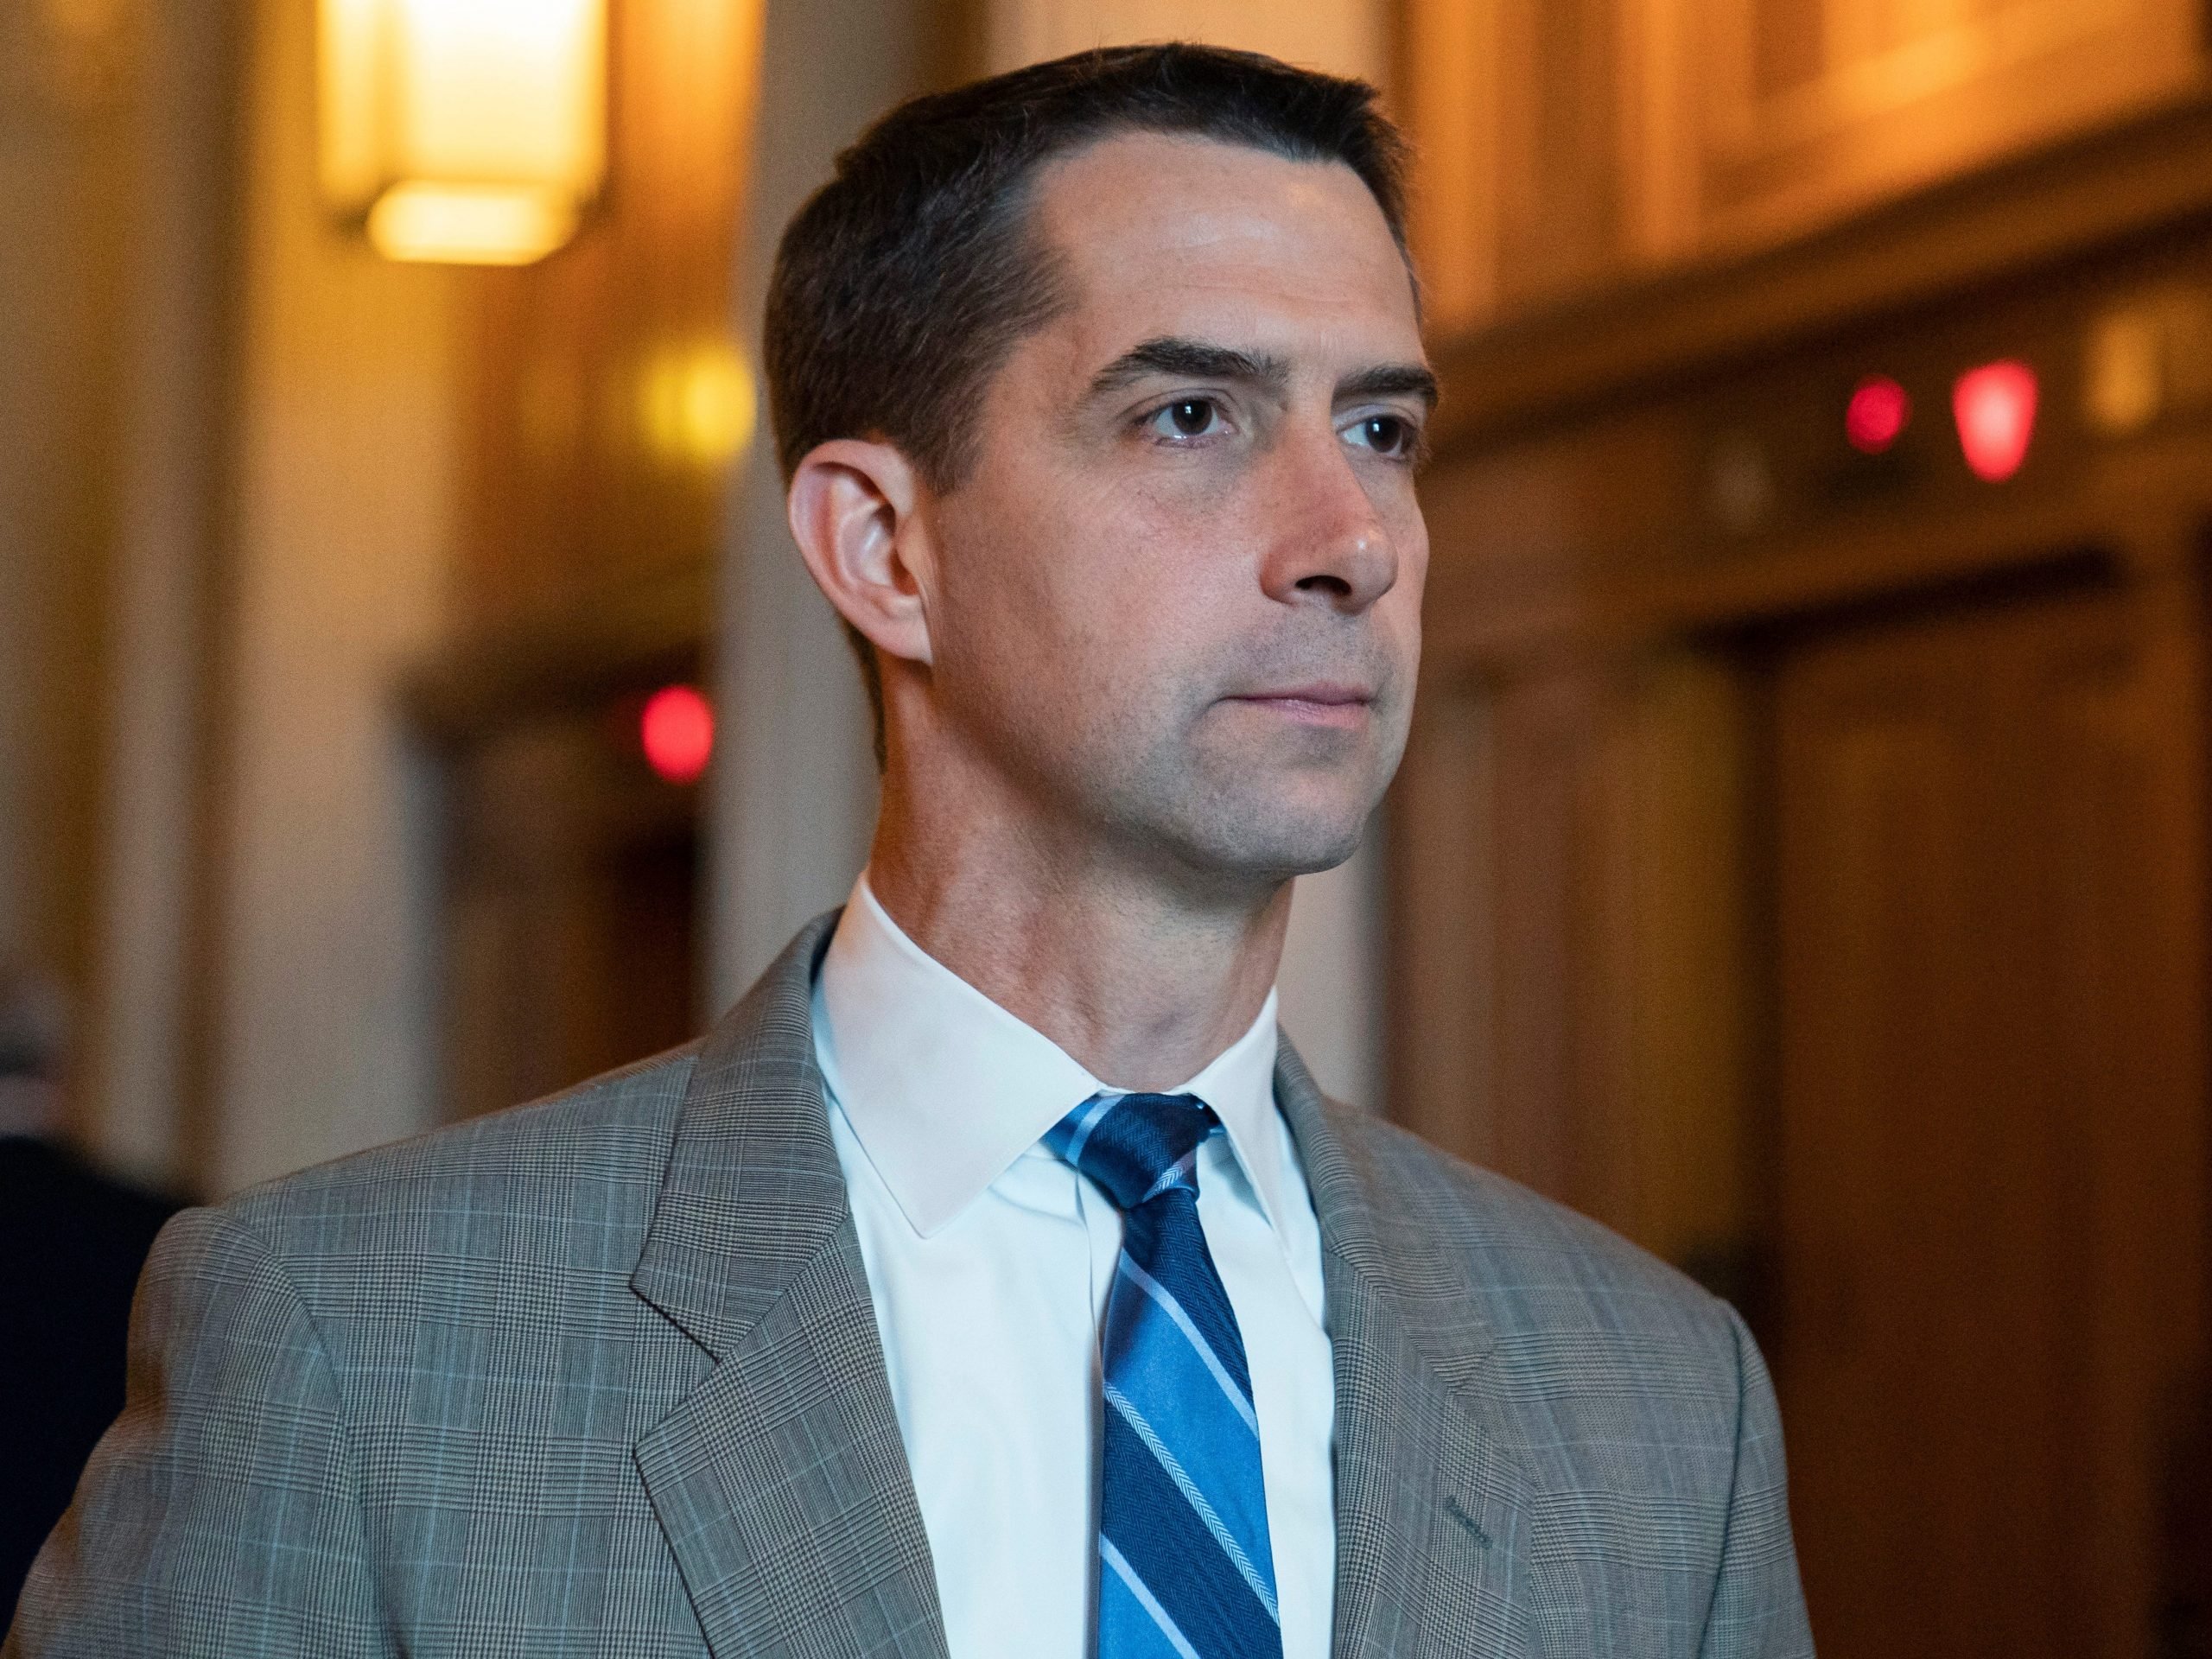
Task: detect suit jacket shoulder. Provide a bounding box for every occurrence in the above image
[1334,1103,1742,1363]
[1318,1098,1759,1494]
[8,1043,723,1659]
[1282,1079,1808,1658]
[218,1039,703,1268]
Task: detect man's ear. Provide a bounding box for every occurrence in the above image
[786,438,936,668]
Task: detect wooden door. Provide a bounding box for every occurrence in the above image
[1770,581,2210,1658]
[435,686,705,1122]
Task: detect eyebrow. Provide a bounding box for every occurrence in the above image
[1087,334,1439,410]
[1338,362,1440,410]
[1089,337,1289,398]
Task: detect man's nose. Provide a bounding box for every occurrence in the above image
[1256,425,1399,613]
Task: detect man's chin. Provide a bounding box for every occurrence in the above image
[1099,745,1387,887]
[1158,804,1370,887]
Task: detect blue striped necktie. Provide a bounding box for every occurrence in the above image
[1048,1092,1282,1659]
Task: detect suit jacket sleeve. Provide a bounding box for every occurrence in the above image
[4,1206,395,1658]
[1699,1305,1816,1658]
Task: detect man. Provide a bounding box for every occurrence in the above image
[8,44,1812,1659]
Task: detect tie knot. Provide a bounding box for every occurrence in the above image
[1047,1092,1217,1211]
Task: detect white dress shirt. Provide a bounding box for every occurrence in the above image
[811,875,1336,1659]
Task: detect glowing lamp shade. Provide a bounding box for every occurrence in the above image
[1845,375,1911,454]
[319,0,607,265]
[640,685,714,785]
[1951,360,2039,482]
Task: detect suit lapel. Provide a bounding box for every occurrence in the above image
[632,916,948,1659]
[1275,1045,1532,1659]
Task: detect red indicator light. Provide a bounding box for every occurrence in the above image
[1951,360,2038,482]
[640,684,714,784]
[1845,375,1910,453]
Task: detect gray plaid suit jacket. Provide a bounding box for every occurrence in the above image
[8,914,1813,1657]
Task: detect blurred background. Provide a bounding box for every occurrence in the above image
[5,0,2212,1649]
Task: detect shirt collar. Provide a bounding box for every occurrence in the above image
[813,874,1286,1239]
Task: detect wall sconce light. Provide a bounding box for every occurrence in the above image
[318,0,608,266]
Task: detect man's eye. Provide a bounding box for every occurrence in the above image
[1348,414,1414,458]
[1147,399,1223,440]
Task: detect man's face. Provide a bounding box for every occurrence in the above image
[920,131,1431,887]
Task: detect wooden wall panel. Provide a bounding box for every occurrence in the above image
[1391,653,1757,1268]
[982,0,1388,83]
[1399,0,2207,331]
[2042,586,2211,1659]
[1483,666,1633,1217]
[1771,613,2012,1655]
[1693,0,2204,256]
[1401,0,1500,329]
[441,707,701,1121]
[1613,655,1758,1275]
[1769,583,2209,1659]
[1390,678,1497,1162]
[1491,0,1630,308]
[1402,0,1648,332]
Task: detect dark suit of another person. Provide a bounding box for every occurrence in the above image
[0,1135,181,1622]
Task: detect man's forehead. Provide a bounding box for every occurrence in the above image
[1027,131,1420,368]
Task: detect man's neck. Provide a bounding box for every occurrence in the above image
[865,800,1290,1093]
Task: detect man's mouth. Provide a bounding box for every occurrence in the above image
[1224,683,1375,727]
